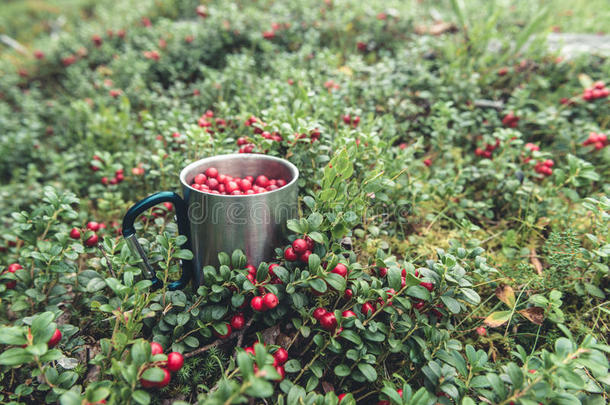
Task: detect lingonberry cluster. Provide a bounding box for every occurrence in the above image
[139,342,184,389]
[190,167,287,195]
[533,159,554,177]
[293,129,321,143]
[2,263,22,289]
[341,113,361,127]
[262,22,290,40]
[197,110,228,135]
[501,112,520,128]
[475,138,501,159]
[284,236,315,262]
[583,132,608,150]
[582,81,609,101]
[243,343,288,382]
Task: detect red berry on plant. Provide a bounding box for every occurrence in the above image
[331,263,348,278]
[250,296,264,311]
[274,347,288,365]
[338,393,347,403]
[275,365,285,381]
[299,250,312,263]
[262,293,279,310]
[420,281,434,291]
[87,221,100,231]
[320,312,337,331]
[344,289,353,299]
[230,313,245,330]
[476,326,487,336]
[157,368,171,387]
[342,310,357,318]
[150,341,163,355]
[48,328,62,348]
[313,307,328,320]
[292,238,308,254]
[362,302,375,316]
[284,247,298,261]
[166,352,184,372]
[69,228,81,239]
[84,234,99,247]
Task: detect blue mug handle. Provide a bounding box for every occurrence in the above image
[122,191,192,290]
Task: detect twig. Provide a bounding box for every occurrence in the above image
[185,317,254,359]
[184,339,222,359]
[0,35,28,54]
[529,248,543,275]
[97,245,116,278]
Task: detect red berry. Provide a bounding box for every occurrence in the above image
[69,228,81,239]
[320,312,337,331]
[166,352,184,372]
[194,173,207,184]
[362,302,375,316]
[299,250,312,263]
[84,234,99,247]
[255,175,270,187]
[239,179,252,191]
[205,167,218,178]
[344,289,353,299]
[378,267,388,277]
[87,221,100,231]
[284,247,298,261]
[156,368,171,387]
[275,365,285,381]
[274,348,288,365]
[214,323,232,339]
[244,346,255,356]
[292,238,308,254]
[313,307,328,319]
[262,293,279,310]
[420,282,434,291]
[150,341,164,355]
[231,313,245,330]
[342,310,357,318]
[48,329,62,348]
[338,394,347,403]
[342,114,351,124]
[250,296,264,311]
[414,301,425,310]
[331,263,348,278]
[476,326,487,337]
[423,158,432,167]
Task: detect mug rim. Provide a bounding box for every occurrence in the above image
[179,153,299,198]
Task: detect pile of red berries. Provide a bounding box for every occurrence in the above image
[190,167,287,195]
[475,138,501,159]
[501,112,520,128]
[582,81,609,101]
[583,132,608,150]
[2,263,22,289]
[140,342,185,389]
[341,114,360,127]
[284,236,315,262]
[534,159,554,177]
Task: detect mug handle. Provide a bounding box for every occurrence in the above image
[122,191,192,291]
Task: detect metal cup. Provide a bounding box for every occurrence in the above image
[122,154,299,290]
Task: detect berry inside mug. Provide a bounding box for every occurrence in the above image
[122,154,299,290]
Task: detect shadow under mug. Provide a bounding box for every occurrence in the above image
[122,154,299,290]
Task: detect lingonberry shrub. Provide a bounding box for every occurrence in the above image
[1,1,609,404]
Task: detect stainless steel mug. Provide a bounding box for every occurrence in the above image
[122,154,299,290]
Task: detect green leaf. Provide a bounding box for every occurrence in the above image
[339,330,362,345]
[284,359,301,373]
[324,272,346,292]
[334,364,351,377]
[506,363,524,389]
[141,367,165,382]
[308,253,321,272]
[131,340,149,366]
[406,285,430,301]
[237,351,253,378]
[308,213,324,229]
[245,377,274,398]
[0,326,27,345]
[308,231,325,244]
[132,390,151,405]
[440,295,461,314]
[309,278,327,293]
[388,267,401,291]
[357,363,377,382]
[0,347,34,366]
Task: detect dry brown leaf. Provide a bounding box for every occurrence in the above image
[495,285,516,308]
[518,307,545,325]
